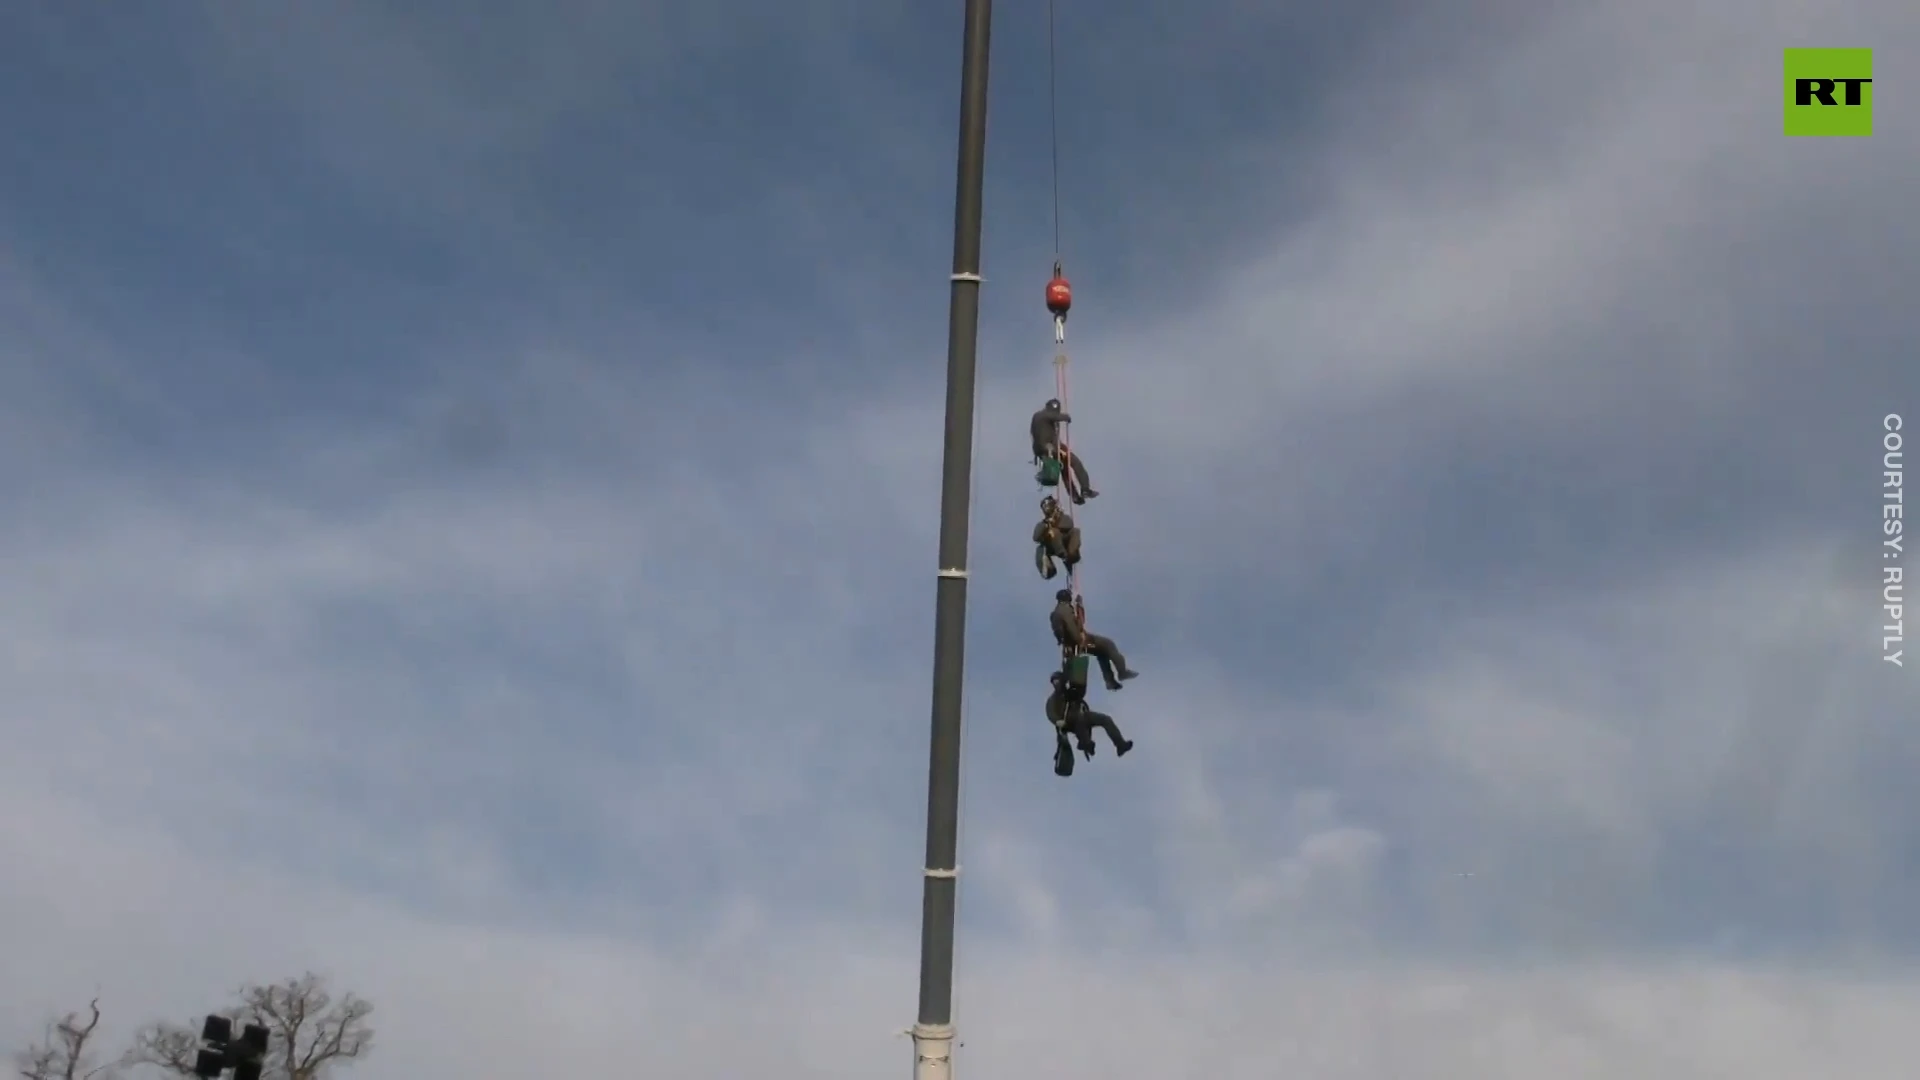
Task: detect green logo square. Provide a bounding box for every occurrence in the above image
[1784,48,1873,136]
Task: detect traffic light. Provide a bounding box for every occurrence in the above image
[192,1015,268,1080]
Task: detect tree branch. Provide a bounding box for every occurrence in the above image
[231,974,374,1080]
[120,1022,199,1077]
[16,998,114,1080]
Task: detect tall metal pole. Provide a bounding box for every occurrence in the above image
[912,0,992,1077]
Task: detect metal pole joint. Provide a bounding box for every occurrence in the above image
[911,1023,956,1080]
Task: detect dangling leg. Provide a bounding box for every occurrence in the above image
[1065,450,1097,502]
[1063,703,1097,757]
[1090,648,1121,690]
[1088,633,1138,686]
[1083,709,1133,756]
[1047,535,1073,577]
[1090,634,1128,676]
[1058,457,1082,503]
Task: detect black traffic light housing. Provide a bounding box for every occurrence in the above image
[193,1015,268,1080]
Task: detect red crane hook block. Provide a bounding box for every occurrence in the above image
[1045,262,1072,317]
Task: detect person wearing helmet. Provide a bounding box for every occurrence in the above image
[1048,589,1139,691]
[1031,495,1082,579]
[1046,669,1133,767]
[1029,398,1097,504]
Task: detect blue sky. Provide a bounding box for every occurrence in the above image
[3,1,1918,1077]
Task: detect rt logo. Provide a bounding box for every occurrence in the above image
[1784,48,1873,136]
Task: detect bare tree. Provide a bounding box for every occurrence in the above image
[125,975,372,1080]
[117,1024,195,1078]
[15,998,118,1080]
[238,974,372,1080]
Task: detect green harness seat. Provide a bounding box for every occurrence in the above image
[1060,652,1091,691]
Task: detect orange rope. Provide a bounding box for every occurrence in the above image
[1053,345,1080,601]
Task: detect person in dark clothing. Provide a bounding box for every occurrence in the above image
[1048,683,1094,763]
[1048,589,1140,691]
[1029,398,1097,503]
[1049,587,1084,651]
[1075,706,1133,758]
[1032,495,1081,579]
[1047,670,1132,759]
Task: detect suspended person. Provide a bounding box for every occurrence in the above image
[1047,669,1132,760]
[1049,589,1139,691]
[1052,664,1082,772]
[1046,666,1087,776]
[1030,398,1097,504]
[1032,495,1081,580]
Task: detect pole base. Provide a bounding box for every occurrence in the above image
[911,1022,955,1080]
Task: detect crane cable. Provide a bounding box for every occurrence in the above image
[1048,0,1062,260]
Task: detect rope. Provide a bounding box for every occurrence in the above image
[1054,349,1080,600]
[1047,0,1062,258]
[1041,0,1083,639]
[1046,0,1076,600]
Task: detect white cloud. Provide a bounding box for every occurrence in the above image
[7,804,1919,1080]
